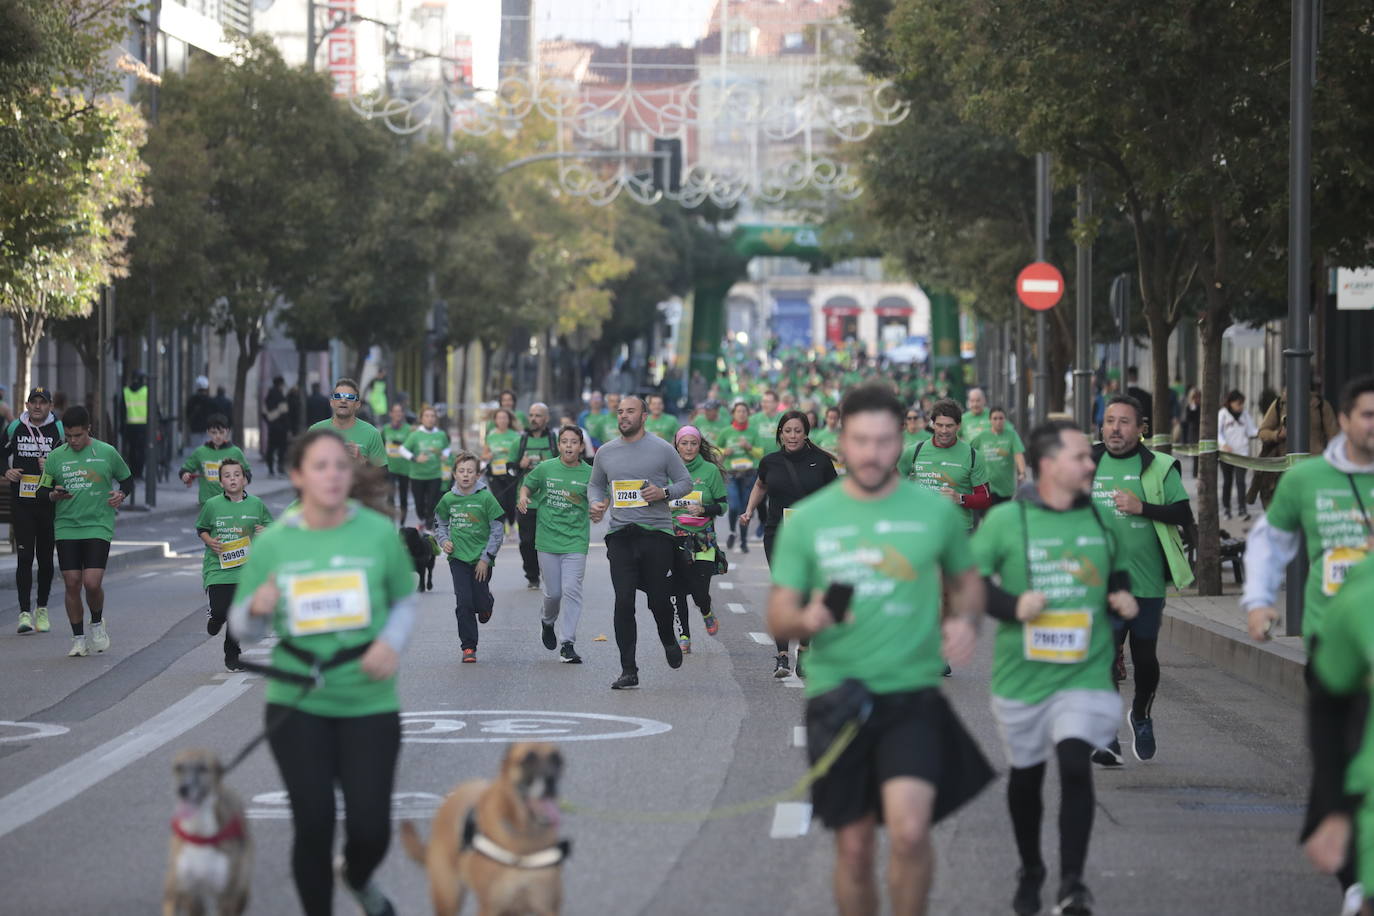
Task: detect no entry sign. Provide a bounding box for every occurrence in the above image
[1017,261,1065,311]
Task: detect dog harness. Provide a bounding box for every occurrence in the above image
[170,815,245,847]
[462,810,571,869]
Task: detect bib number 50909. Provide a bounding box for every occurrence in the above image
[285,570,371,637]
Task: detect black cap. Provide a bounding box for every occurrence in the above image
[26,387,51,403]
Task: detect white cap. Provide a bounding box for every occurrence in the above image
[195,375,209,389]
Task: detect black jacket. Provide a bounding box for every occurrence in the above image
[757,442,838,530]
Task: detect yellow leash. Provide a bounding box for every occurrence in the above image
[557,719,861,824]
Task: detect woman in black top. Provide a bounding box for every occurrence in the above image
[739,409,837,678]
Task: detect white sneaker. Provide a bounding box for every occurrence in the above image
[67,636,88,657]
[1340,883,1364,916]
[89,621,110,653]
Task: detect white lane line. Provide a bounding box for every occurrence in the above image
[770,802,812,838]
[718,581,734,590]
[793,725,806,748]
[749,632,773,645]
[138,571,159,578]
[729,602,747,615]
[0,674,255,840]
[784,678,806,689]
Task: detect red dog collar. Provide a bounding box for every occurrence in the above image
[171,815,245,846]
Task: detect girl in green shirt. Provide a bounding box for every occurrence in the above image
[228,428,415,916]
[670,426,729,652]
[483,408,522,531]
[381,403,413,524]
[399,406,449,529]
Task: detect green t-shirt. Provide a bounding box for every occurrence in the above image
[487,410,528,435]
[903,429,932,451]
[1265,457,1374,642]
[696,415,731,449]
[485,429,522,479]
[960,411,992,443]
[435,486,505,564]
[897,439,990,530]
[771,480,976,698]
[517,430,558,480]
[811,427,840,453]
[750,412,781,457]
[196,493,273,588]
[1312,554,1374,804]
[381,423,413,475]
[232,503,413,718]
[972,428,1026,498]
[1091,451,1189,598]
[402,428,449,481]
[523,458,592,554]
[40,439,132,541]
[973,500,1125,704]
[672,454,728,536]
[719,424,763,473]
[309,418,388,467]
[585,410,616,445]
[645,413,680,442]
[179,443,252,505]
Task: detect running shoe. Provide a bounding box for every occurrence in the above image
[478,603,493,624]
[1341,883,1365,916]
[225,657,243,673]
[16,611,33,634]
[1091,739,1123,767]
[542,622,557,650]
[89,621,110,653]
[795,647,806,679]
[611,671,639,689]
[341,868,396,916]
[1013,864,1046,916]
[206,608,223,636]
[726,532,736,550]
[559,641,582,664]
[68,635,88,657]
[943,663,952,678]
[740,540,749,554]
[34,607,49,632]
[1051,875,1093,915]
[526,579,540,590]
[1128,710,1156,761]
[664,638,684,669]
[773,653,791,678]
[462,648,477,663]
[703,612,719,636]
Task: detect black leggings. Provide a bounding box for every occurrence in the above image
[763,531,809,655]
[1114,629,1160,720]
[206,583,241,664]
[267,707,401,916]
[387,472,411,523]
[605,527,678,674]
[1007,738,1095,878]
[12,502,55,613]
[410,477,442,529]
[488,474,518,526]
[1221,463,1249,513]
[671,541,714,640]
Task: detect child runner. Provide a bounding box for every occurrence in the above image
[381,403,413,524]
[398,405,448,530]
[670,425,729,653]
[196,458,272,671]
[434,451,505,663]
[179,413,252,505]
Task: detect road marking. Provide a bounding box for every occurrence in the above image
[770,802,812,838]
[248,790,442,821]
[172,570,198,577]
[138,571,159,578]
[749,632,774,645]
[718,581,734,590]
[729,603,747,614]
[784,677,806,689]
[792,725,806,748]
[0,721,70,743]
[401,710,672,744]
[0,675,254,840]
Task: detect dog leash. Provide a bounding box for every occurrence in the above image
[556,718,862,824]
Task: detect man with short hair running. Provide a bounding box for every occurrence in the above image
[898,398,992,532]
[644,394,679,442]
[767,383,991,916]
[37,406,133,657]
[1090,394,1194,766]
[309,378,388,467]
[960,386,992,443]
[588,396,694,689]
[5,387,62,635]
[975,420,1138,916]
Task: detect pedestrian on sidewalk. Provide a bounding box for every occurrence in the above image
[434,451,505,664]
[185,376,213,448]
[766,383,991,916]
[1218,389,1258,520]
[37,406,133,658]
[668,425,728,655]
[196,458,271,671]
[519,426,592,664]
[179,414,252,506]
[228,429,414,916]
[263,375,291,475]
[588,395,694,689]
[398,406,448,530]
[974,420,1139,916]
[5,387,62,636]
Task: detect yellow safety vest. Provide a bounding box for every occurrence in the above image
[124,386,148,424]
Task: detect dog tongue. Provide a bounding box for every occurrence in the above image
[173,800,198,822]
[535,797,561,829]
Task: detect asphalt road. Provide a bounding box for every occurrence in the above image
[0,507,1335,915]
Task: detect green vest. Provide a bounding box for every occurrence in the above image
[1141,452,1195,589]
[123,386,148,424]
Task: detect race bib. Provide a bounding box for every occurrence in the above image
[670,489,704,510]
[284,570,371,637]
[1024,610,1093,664]
[490,459,508,476]
[217,536,251,570]
[832,460,846,476]
[386,441,402,458]
[1322,546,1368,597]
[730,457,753,471]
[203,461,221,482]
[18,474,40,498]
[782,507,795,523]
[612,479,648,509]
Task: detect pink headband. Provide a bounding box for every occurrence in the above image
[675,425,703,444]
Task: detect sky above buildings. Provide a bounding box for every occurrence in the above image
[533,0,720,47]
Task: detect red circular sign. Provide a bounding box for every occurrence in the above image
[1016,261,1065,311]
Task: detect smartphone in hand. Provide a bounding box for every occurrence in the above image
[823,582,855,624]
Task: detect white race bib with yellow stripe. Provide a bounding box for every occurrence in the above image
[285,570,372,637]
[1024,610,1092,664]
[1322,546,1368,597]
[203,460,221,482]
[490,459,508,476]
[670,490,703,510]
[18,474,40,498]
[386,441,402,458]
[218,537,251,570]
[612,479,648,509]
[730,457,753,471]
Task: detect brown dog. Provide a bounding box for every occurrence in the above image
[401,742,568,916]
[162,749,252,916]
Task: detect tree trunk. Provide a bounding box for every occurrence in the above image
[1149,320,1172,450]
[296,346,309,434]
[232,325,262,448]
[1196,303,1228,595]
[12,313,43,411]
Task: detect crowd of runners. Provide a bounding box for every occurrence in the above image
[5,353,1373,916]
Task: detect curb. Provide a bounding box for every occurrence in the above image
[1162,603,1307,703]
[105,541,182,574]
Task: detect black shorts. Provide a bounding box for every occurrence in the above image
[56,538,112,572]
[806,687,993,830]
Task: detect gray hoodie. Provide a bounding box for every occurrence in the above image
[433,476,505,564]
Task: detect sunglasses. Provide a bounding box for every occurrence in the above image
[331,392,359,402]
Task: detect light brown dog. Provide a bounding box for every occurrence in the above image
[162,749,252,916]
[401,742,568,916]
